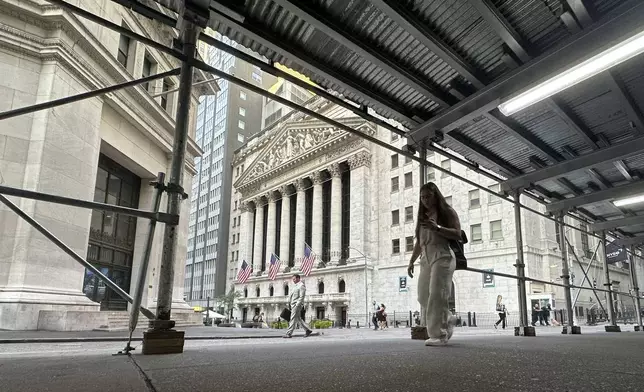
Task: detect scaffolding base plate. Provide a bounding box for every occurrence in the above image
[633,326,641,332]
[142,330,185,355]
[562,326,582,334]
[514,326,536,336]
[604,325,621,333]
[411,326,428,340]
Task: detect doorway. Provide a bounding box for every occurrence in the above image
[316,306,325,320]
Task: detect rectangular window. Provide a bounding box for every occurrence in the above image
[405,206,413,222]
[405,155,412,164]
[251,72,262,83]
[391,154,399,169]
[488,184,501,204]
[426,168,435,182]
[491,220,503,240]
[240,91,247,100]
[469,190,480,208]
[161,79,171,111]
[237,133,245,143]
[405,236,414,252]
[391,133,399,141]
[392,239,400,254]
[117,32,130,67]
[238,120,245,130]
[391,177,399,193]
[239,107,246,116]
[471,224,482,242]
[142,55,156,91]
[391,210,400,226]
[404,172,413,188]
[580,223,590,257]
[441,159,451,177]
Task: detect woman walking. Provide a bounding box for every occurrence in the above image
[494,295,508,329]
[408,182,462,346]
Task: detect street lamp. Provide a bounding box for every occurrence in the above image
[346,246,369,327]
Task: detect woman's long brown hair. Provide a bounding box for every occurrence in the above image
[415,182,452,239]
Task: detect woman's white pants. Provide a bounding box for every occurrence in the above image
[417,252,455,339]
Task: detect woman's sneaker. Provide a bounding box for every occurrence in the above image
[425,337,446,346]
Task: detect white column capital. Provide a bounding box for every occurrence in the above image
[294,178,307,192]
[266,191,278,203]
[279,185,291,197]
[328,163,342,178]
[240,201,252,213]
[310,170,323,185]
[348,151,371,169]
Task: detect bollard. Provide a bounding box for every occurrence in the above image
[409,310,412,326]
[472,312,477,327]
[467,312,472,327]
[357,321,360,328]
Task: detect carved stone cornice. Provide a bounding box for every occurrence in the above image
[234,118,376,193]
[348,151,372,169]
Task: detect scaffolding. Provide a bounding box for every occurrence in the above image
[1,0,643,355]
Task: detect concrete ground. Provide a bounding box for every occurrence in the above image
[1,326,642,392]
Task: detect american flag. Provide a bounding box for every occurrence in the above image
[236,260,253,284]
[268,253,281,280]
[300,244,316,277]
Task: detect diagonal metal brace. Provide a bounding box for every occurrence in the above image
[0,194,155,319]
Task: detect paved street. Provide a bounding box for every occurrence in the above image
[1,327,643,392]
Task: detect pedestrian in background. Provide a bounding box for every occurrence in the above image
[283,274,313,338]
[494,295,508,329]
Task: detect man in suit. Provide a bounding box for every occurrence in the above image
[284,274,313,338]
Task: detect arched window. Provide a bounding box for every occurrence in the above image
[338,279,346,293]
[284,284,289,296]
[243,288,248,298]
[318,281,325,294]
[269,286,274,297]
[256,286,260,297]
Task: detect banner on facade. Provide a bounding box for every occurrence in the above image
[399,276,408,292]
[483,269,495,288]
[606,243,628,264]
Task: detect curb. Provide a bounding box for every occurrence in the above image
[0,334,293,344]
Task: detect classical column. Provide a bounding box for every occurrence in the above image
[252,197,265,272]
[294,179,307,261]
[265,192,277,271]
[240,201,254,266]
[329,163,342,264]
[348,151,371,260]
[279,185,291,267]
[311,171,323,261]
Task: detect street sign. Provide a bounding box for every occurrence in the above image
[606,243,627,264]
[399,276,408,292]
[483,269,495,288]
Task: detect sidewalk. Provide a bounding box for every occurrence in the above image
[1,322,638,343]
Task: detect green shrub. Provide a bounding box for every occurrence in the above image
[271,321,288,329]
[310,319,333,329]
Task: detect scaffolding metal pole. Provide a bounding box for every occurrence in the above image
[152,24,199,328]
[558,213,575,330]
[569,241,607,314]
[0,194,155,319]
[513,190,529,328]
[120,173,166,355]
[629,245,643,331]
[0,185,177,224]
[601,231,618,327]
[0,69,180,120]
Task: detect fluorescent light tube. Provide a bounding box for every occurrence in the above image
[613,194,644,207]
[498,29,644,116]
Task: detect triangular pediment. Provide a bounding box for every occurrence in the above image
[235,117,374,191]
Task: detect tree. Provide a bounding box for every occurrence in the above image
[215,287,242,320]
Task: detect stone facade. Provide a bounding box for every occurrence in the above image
[224,98,642,326]
[0,0,212,329]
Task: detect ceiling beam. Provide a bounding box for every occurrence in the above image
[446,131,522,178]
[590,215,643,232]
[613,236,644,247]
[502,136,644,191]
[208,8,418,125]
[546,180,644,213]
[270,0,454,108]
[485,110,564,163]
[370,0,486,89]
[408,0,644,141]
[468,0,532,63]
[614,160,635,181]
[547,98,599,150]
